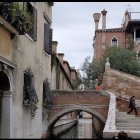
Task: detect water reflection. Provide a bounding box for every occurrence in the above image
[55,118,98,139]
[78,118,92,138]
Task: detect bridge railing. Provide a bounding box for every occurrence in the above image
[103,90,117,139]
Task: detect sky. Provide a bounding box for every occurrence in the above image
[52,2,140,70]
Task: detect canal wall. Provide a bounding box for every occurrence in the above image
[92,117,104,138]
[53,118,78,136]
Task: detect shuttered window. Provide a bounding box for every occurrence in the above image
[44,23,52,55]
[26,2,37,41]
[23,68,38,103]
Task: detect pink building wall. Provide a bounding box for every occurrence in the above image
[94,31,126,60]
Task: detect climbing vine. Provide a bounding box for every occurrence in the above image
[0,2,33,34]
[23,67,39,119]
[51,53,57,70]
[43,79,52,108]
[51,52,61,80]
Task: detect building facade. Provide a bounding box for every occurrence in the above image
[51,41,79,90]
[51,41,80,121]
[93,9,140,60]
[0,2,53,138]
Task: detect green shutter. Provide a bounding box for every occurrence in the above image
[44,23,52,55]
[26,4,37,41]
[49,28,52,55]
[33,6,37,41]
[44,23,50,54]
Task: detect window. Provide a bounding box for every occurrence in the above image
[112,37,118,47]
[24,2,37,41]
[23,67,39,118]
[44,22,52,55]
[23,68,38,105]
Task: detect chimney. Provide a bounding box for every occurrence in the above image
[124,10,130,27]
[57,53,64,64]
[93,13,101,31]
[52,41,58,54]
[101,9,107,31]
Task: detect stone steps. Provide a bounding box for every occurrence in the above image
[116,119,140,123]
[117,126,140,131]
[116,116,136,120]
[116,111,140,132]
[116,116,140,120]
[116,117,140,122]
[116,111,137,122]
[116,122,140,127]
[116,112,135,117]
[116,115,140,121]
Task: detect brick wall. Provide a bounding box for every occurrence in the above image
[102,68,140,99]
[102,68,140,116]
[48,90,110,120]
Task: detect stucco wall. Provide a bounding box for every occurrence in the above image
[0,27,12,60]
[51,61,72,90]
[63,63,71,79]
[10,2,52,138]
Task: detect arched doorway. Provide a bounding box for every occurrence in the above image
[0,70,11,138]
[0,71,10,91]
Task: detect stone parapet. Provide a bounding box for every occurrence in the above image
[103,91,116,139]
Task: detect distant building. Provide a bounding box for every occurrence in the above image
[51,41,80,90]
[93,9,140,60]
[70,67,80,90]
[51,41,80,121]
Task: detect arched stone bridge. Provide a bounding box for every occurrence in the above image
[45,90,110,137]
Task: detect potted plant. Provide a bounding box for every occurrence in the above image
[0,2,33,35]
[23,67,39,119]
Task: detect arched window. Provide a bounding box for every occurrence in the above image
[111,37,118,47]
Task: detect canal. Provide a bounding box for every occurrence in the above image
[54,118,99,139]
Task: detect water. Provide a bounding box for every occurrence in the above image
[55,118,98,139]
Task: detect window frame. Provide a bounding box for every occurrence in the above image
[111,36,118,47]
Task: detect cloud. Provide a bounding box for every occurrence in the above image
[52,2,140,69]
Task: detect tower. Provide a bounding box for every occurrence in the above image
[93,13,101,31]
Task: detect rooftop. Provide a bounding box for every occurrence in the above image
[96,28,124,32]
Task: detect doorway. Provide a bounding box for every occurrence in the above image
[0,70,10,138]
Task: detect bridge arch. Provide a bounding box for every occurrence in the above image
[47,105,106,131]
